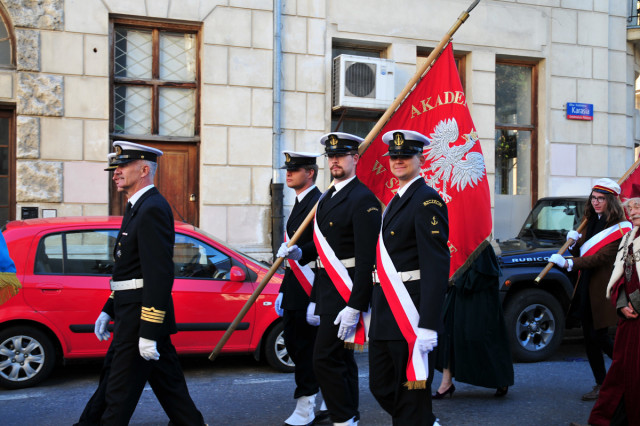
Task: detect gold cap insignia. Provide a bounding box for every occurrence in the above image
[394,132,404,146]
[329,135,339,146]
[115,145,122,155]
[285,153,291,163]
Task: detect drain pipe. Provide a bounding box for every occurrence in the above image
[270,0,284,260]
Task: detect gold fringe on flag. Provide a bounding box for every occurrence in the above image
[0,272,21,305]
[404,380,427,390]
[343,342,368,351]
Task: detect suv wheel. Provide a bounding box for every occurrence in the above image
[264,321,295,373]
[504,289,565,362]
[0,326,56,389]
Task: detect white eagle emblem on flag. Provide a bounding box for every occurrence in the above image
[422,117,486,203]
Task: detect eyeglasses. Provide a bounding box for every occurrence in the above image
[590,196,606,204]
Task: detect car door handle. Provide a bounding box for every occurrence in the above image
[36,283,62,293]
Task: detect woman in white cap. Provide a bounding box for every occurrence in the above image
[549,178,631,401]
[583,188,640,426]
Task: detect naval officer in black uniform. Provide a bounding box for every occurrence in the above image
[76,141,205,426]
[275,151,323,426]
[369,130,449,426]
[281,133,381,426]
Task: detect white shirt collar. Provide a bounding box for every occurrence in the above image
[297,185,317,202]
[128,184,155,206]
[332,175,356,196]
[397,175,422,198]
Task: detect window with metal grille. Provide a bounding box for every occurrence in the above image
[111,20,200,139]
[0,5,13,67]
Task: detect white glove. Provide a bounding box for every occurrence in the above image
[306,302,320,326]
[277,242,303,261]
[334,306,360,340]
[286,245,302,261]
[94,312,111,341]
[275,292,284,317]
[139,337,160,361]
[277,242,289,259]
[567,230,582,250]
[416,328,438,353]
[549,254,567,269]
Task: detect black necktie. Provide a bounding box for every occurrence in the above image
[318,186,335,211]
[125,202,132,216]
[384,194,400,224]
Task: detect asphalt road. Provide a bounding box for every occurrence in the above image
[0,339,600,425]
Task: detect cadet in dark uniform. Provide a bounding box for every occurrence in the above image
[76,141,205,426]
[275,151,323,426]
[281,133,381,426]
[369,130,449,426]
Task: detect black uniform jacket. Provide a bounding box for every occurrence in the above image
[300,177,381,316]
[280,186,322,310]
[369,178,449,340]
[102,187,177,340]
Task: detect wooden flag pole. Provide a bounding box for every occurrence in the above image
[209,0,482,362]
[534,156,640,283]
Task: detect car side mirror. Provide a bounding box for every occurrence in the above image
[229,266,246,282]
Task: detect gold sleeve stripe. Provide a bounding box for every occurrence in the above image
[141,306,166,323]
[141,315,164,324]
[141,306,166,315]
[141,312,164,320]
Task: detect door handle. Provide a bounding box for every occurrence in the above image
[189,194,197,202]
[36,283,62,293]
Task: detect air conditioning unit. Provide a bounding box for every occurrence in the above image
[332,54,395,110]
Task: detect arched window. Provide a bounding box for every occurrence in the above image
[0,5,14,67]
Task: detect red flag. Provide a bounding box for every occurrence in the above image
[619,160,640,201]
[357,43,492,279]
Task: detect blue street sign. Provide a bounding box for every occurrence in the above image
[566,102,593,121]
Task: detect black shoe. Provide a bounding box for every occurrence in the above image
[495,386,508,397]
[433,383,455,399]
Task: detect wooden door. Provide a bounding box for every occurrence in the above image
[109,142,199,226]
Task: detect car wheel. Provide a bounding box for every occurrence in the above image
[504,288,565,362]
[0,326,56,389]
[264,322,295,373]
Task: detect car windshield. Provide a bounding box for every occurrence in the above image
[188,225,273,269]
[518,199,585,240]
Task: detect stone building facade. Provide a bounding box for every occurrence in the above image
[0,0,638,259]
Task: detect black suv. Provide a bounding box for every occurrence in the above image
[494,196,588,362]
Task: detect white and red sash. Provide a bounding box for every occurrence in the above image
[313,213,370,348]
[376,225,428,389]
[580,221,632,257]
[284,231,314,297]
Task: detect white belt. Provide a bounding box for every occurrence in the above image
[316,257,356,269]
[110,278,144,291]
[372,269,421,284]
[283,259,316,270]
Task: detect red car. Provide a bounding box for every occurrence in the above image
[0,216,291,389]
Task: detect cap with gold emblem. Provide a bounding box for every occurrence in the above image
[280,150,322,170]
[382,129,429,157]
[319,132,363,155]
[104,152,118,171]
[106,140,163,170]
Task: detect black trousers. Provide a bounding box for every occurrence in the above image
[283,308,320,399]
[369,339,435,426]
[313,314,359,423]
[581,294,614,385]
[75,301,204,426]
